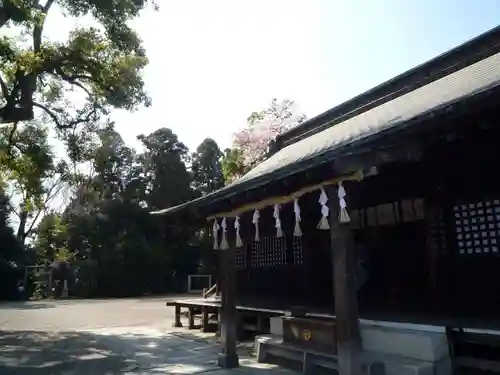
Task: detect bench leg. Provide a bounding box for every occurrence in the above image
[187,307,195,329]
[201,306,209,332]
[215,308,221,337]
[173,305,182,328]
[257,315,266,333]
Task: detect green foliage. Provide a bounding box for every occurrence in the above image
[0,28,306,300]
[1,0,156,252]
[191,138,225,195]
[22,127,209,298]
[33,212,68,260]
[0,122,69,244]
[137,128,194,210]
[220,147,249,184]
[0,2,311,302]
[0,0,153,163]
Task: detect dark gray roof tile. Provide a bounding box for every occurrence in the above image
[151,51,500,216]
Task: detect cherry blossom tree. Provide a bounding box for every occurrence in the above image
[224,98,306,182]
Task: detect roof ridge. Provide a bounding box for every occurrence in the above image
[275,25,500,150]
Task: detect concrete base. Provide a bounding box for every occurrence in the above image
[217,352,239,368]
[255,335,385,375]
[361,323,449,362]
[360,322,451,375]
[255,319,453,375]
[270,317,283,336]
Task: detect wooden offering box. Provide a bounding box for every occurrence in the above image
[282,316,337,354]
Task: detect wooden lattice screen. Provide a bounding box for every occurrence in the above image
[292,236,304,265]
[246,235,305,268]
[235,247,246,270]
[250,236,286,268]
[453,199,500,255]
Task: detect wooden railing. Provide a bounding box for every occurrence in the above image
[202,283,217,299]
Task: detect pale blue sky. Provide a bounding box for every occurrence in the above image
[44,0,500,151]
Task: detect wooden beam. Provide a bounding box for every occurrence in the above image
[326,185,363,375]
[217,246,239,368]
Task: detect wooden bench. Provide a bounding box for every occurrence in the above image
[166,301,218,332]
[446,326,500,373]
[167,298,286,334]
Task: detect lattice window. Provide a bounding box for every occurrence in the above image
[250,236,286,268]
[250,239,261,268]
[292,236,304,265]
[454,199,500,255]
[235,248,246,269]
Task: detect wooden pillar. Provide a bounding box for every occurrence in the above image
[217,246,239,368]
[326,185,363,375]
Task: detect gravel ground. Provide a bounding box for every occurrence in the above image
[0,297,294,375]
[0,296,180,332]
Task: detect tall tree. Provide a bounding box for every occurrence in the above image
[33,212,68,262]
[25,128,224,299]
[55,129,162,297]
[220,147,247,185]
[92,129,139,204]
[137,128,201,288]
[191,138,224,196]
[138,127,193,210]
[0,0,154,162]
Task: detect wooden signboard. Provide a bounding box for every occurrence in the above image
[282,316,337,353]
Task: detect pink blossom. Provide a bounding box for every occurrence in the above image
[232,99,306,167]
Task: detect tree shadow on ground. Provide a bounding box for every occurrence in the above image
[0,329,294,375]
[0,302,56,310]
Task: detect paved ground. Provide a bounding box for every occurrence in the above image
[0,297,295,375]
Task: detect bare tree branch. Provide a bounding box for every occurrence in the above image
[51,69,94,99]
[7,205,21,219]
[33,0,55,52]
[33,101,98,130]
[23,173,66,239]
[6,121,18,163]
[32,101,60,123]
[41,0,55,13]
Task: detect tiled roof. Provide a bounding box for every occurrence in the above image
[151,49,500,216]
